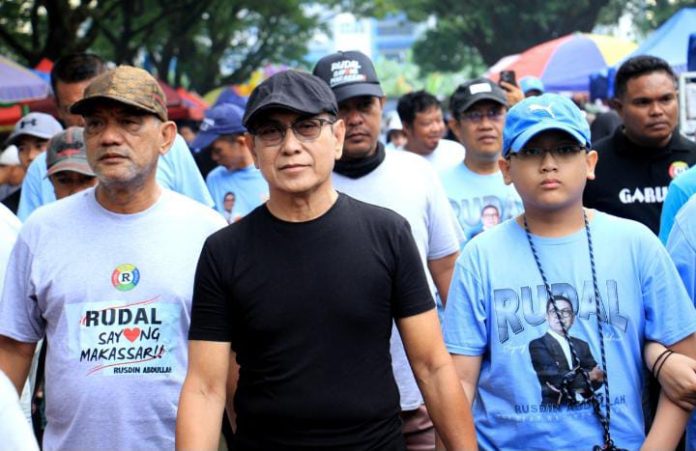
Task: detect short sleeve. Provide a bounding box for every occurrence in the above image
[188,238,233,342]
[424,167,464,259]
[391,220,436,319]
[659,181,689,244]
[667,216,696,303]
[442,251,489,356]
[0,237,44,343]
[642,233,696,345]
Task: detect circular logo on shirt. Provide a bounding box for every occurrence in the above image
[669,161,688,179]
[111,264,140,291]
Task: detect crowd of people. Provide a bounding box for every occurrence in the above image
[0,48,695,451]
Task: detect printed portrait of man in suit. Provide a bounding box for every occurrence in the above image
[528,295,605,405]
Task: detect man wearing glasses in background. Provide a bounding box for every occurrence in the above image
[441,78,523,241]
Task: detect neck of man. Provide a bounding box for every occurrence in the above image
[622,127,673,148]
[464,154,500,175]
[266,187,338,222]
[226,161,254,172]
[403,141,434,156]
[517,202,591,238]
[95,177,162,214]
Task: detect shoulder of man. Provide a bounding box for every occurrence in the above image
[340,192,411,227]
[384,147,441,177]
[161,188,226,226]
[592,129,619,153]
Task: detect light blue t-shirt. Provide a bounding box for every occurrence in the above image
[659,164,696,244]
[17,134,213,221]
[439,163,523,242]
[0,187,226,450]
[444,211,696,450]
[205,164,268,222]
[666,196,696,450]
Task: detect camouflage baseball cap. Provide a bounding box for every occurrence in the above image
[70,65,168,121]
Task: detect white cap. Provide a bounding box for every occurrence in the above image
[385,110,403,132]
[0,145,21,166]
[5,112,63,147]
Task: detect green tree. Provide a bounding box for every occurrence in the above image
[403,0,613,72]
[0,0,109,65]
[0,0,333,93]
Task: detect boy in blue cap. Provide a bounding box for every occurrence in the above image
[191,103,268,222]
[443,93,696,449]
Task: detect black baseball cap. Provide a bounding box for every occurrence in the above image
[450,78,507,118]
[242,70,338,128]
[313,50,384,103]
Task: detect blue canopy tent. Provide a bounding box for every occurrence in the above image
[590,8,696,99]
[627,7,696,73]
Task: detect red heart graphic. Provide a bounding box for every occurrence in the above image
[123,327,140,342]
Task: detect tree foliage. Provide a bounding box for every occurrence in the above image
[404,0,613,72]
[0,0,326,93]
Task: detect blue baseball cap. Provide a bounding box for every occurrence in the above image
[519,76,545,95]
[502,93,591,157]
[190,103,247,151]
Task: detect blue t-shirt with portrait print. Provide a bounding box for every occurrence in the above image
[666,195,696,451]
[443,211,696,450]
[439,163,523,243]
[205,164,268,222]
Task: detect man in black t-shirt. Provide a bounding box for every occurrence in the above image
[584,55,696,234]
[176,70,476,450]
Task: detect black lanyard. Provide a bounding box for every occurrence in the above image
[523,211,623,451]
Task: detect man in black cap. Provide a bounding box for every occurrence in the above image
[441,78,523,241]
[177,70,476,450]
[313,50,464,449]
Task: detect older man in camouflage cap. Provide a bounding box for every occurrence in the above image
[0,65,226,450]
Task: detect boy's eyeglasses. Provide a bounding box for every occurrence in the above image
[460,109,504,123]
[253,117,335,146]
[510,144,587,160]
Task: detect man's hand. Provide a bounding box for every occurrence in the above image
[589,366,604,383]
[499,81,524,107]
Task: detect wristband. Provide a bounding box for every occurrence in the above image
[654,350,674,382]
[651,348,672,378]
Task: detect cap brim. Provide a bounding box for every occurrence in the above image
[5,131,54,147]
[458,93,507,114]
[190,131,219,151]
[244,103,330,128]
[46,161,96,178]
[506,121,588,156]
[332,83,384,103]
[70,95,163,120]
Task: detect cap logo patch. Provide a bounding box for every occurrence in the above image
[469,83,493,95]
[528,103,555,119]
[20,118,38,128]
[329,60,366,87]
[200,118,215,131]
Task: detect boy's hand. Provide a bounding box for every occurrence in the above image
[657,351,696,410]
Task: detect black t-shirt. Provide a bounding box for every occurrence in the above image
[583,127,696,234]
[189,193,434,449]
